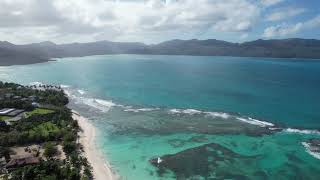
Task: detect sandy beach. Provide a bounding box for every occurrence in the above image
[72,111,117,180]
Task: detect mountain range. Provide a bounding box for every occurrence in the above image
[1,38,320,66]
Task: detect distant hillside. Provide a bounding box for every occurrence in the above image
[148,39,320,58]
[1,38,320,66]
[0,41,49,66]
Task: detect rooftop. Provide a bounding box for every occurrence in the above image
[0,108,25,117]
[5,156,40,169]
[0,108,15,115]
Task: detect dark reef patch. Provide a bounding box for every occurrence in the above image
[188,135,208,143]
[107,108,278,137]
[149,142,265,179]
[167,135,209,148]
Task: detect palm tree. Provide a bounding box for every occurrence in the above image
[0,147,13,162]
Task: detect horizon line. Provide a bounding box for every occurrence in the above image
[2,37,320,46]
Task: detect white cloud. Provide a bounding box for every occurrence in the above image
[263,15,320,38]
[0,0,261,44]
[261,0,284,7]
[304,15,320,28]
[263,23,303,38]
[266,7,305,21]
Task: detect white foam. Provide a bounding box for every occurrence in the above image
[78,89,86,95]
[269,127,282,131]
[63,89,71,96]
[81,98,115,112]
[61,85,116,112]
[63,89,77,99]
[29,81,43,86]
[284,128,320,135]
[60,84,70,88]
[124,108,159,113]
[302,142,320,160]
[205,112,231,119]
[94,99,116,111]
[236,117,274,127]
[182,109,202,115]
[169,109,202,115]
[169,109,182,114]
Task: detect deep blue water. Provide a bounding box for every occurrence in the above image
[1,55,320,128]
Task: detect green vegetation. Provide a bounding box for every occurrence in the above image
[0,110,73,146]
[0,81,68,111]
[0,147,12,162]
[0,116,10,121]
[25,108,55,118]
[43,142,58,159]
[0,81,92,180]
[29,122,60,140]
[10,160,82,180]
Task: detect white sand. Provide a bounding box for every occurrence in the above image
[72,111,117,180]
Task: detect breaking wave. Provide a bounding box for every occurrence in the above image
[62,85,116,112]
[168,108,274,127]
[60,84,70,88]
[284,128,320,135]
[29,81,43,86]
[205,112,231,119]
[61,85,320,134]
[124,108,159,113]
[236,117,274,127]
[81,98,116,112]
[78,89,86,95]
[302,142,320,160]
[169,109,202,115]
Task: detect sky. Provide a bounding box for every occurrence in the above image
[0,0,319,44]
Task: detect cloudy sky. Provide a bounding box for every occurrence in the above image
[0,0,319,44]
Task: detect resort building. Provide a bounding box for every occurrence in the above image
[0,108,25,117]
[31,102,40,107]
[5,156,40,169]
[0,108,15,115]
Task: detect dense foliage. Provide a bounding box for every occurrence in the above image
[0,109,75,146]
[0,81,68,110]
[0,81,92,180]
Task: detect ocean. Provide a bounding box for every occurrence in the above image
[1,54,320,179]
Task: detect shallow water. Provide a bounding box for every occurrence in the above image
[1,55,320,179]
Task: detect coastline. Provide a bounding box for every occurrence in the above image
[72,110,117,180]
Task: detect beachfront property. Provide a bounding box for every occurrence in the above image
[0,108,14,116]
[24,84,62,92]
[0,108,25,117]
[0,81,92,179]
[0,108,25,124]
[5,156,40,170]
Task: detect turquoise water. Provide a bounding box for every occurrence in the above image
[1,55,320,179]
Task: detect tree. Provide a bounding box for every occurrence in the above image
[63,132,77,142]
[63,141,77,155]
[0,146,12,162]
[44,142,58,159]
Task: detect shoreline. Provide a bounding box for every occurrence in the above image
[72,110,117,180]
